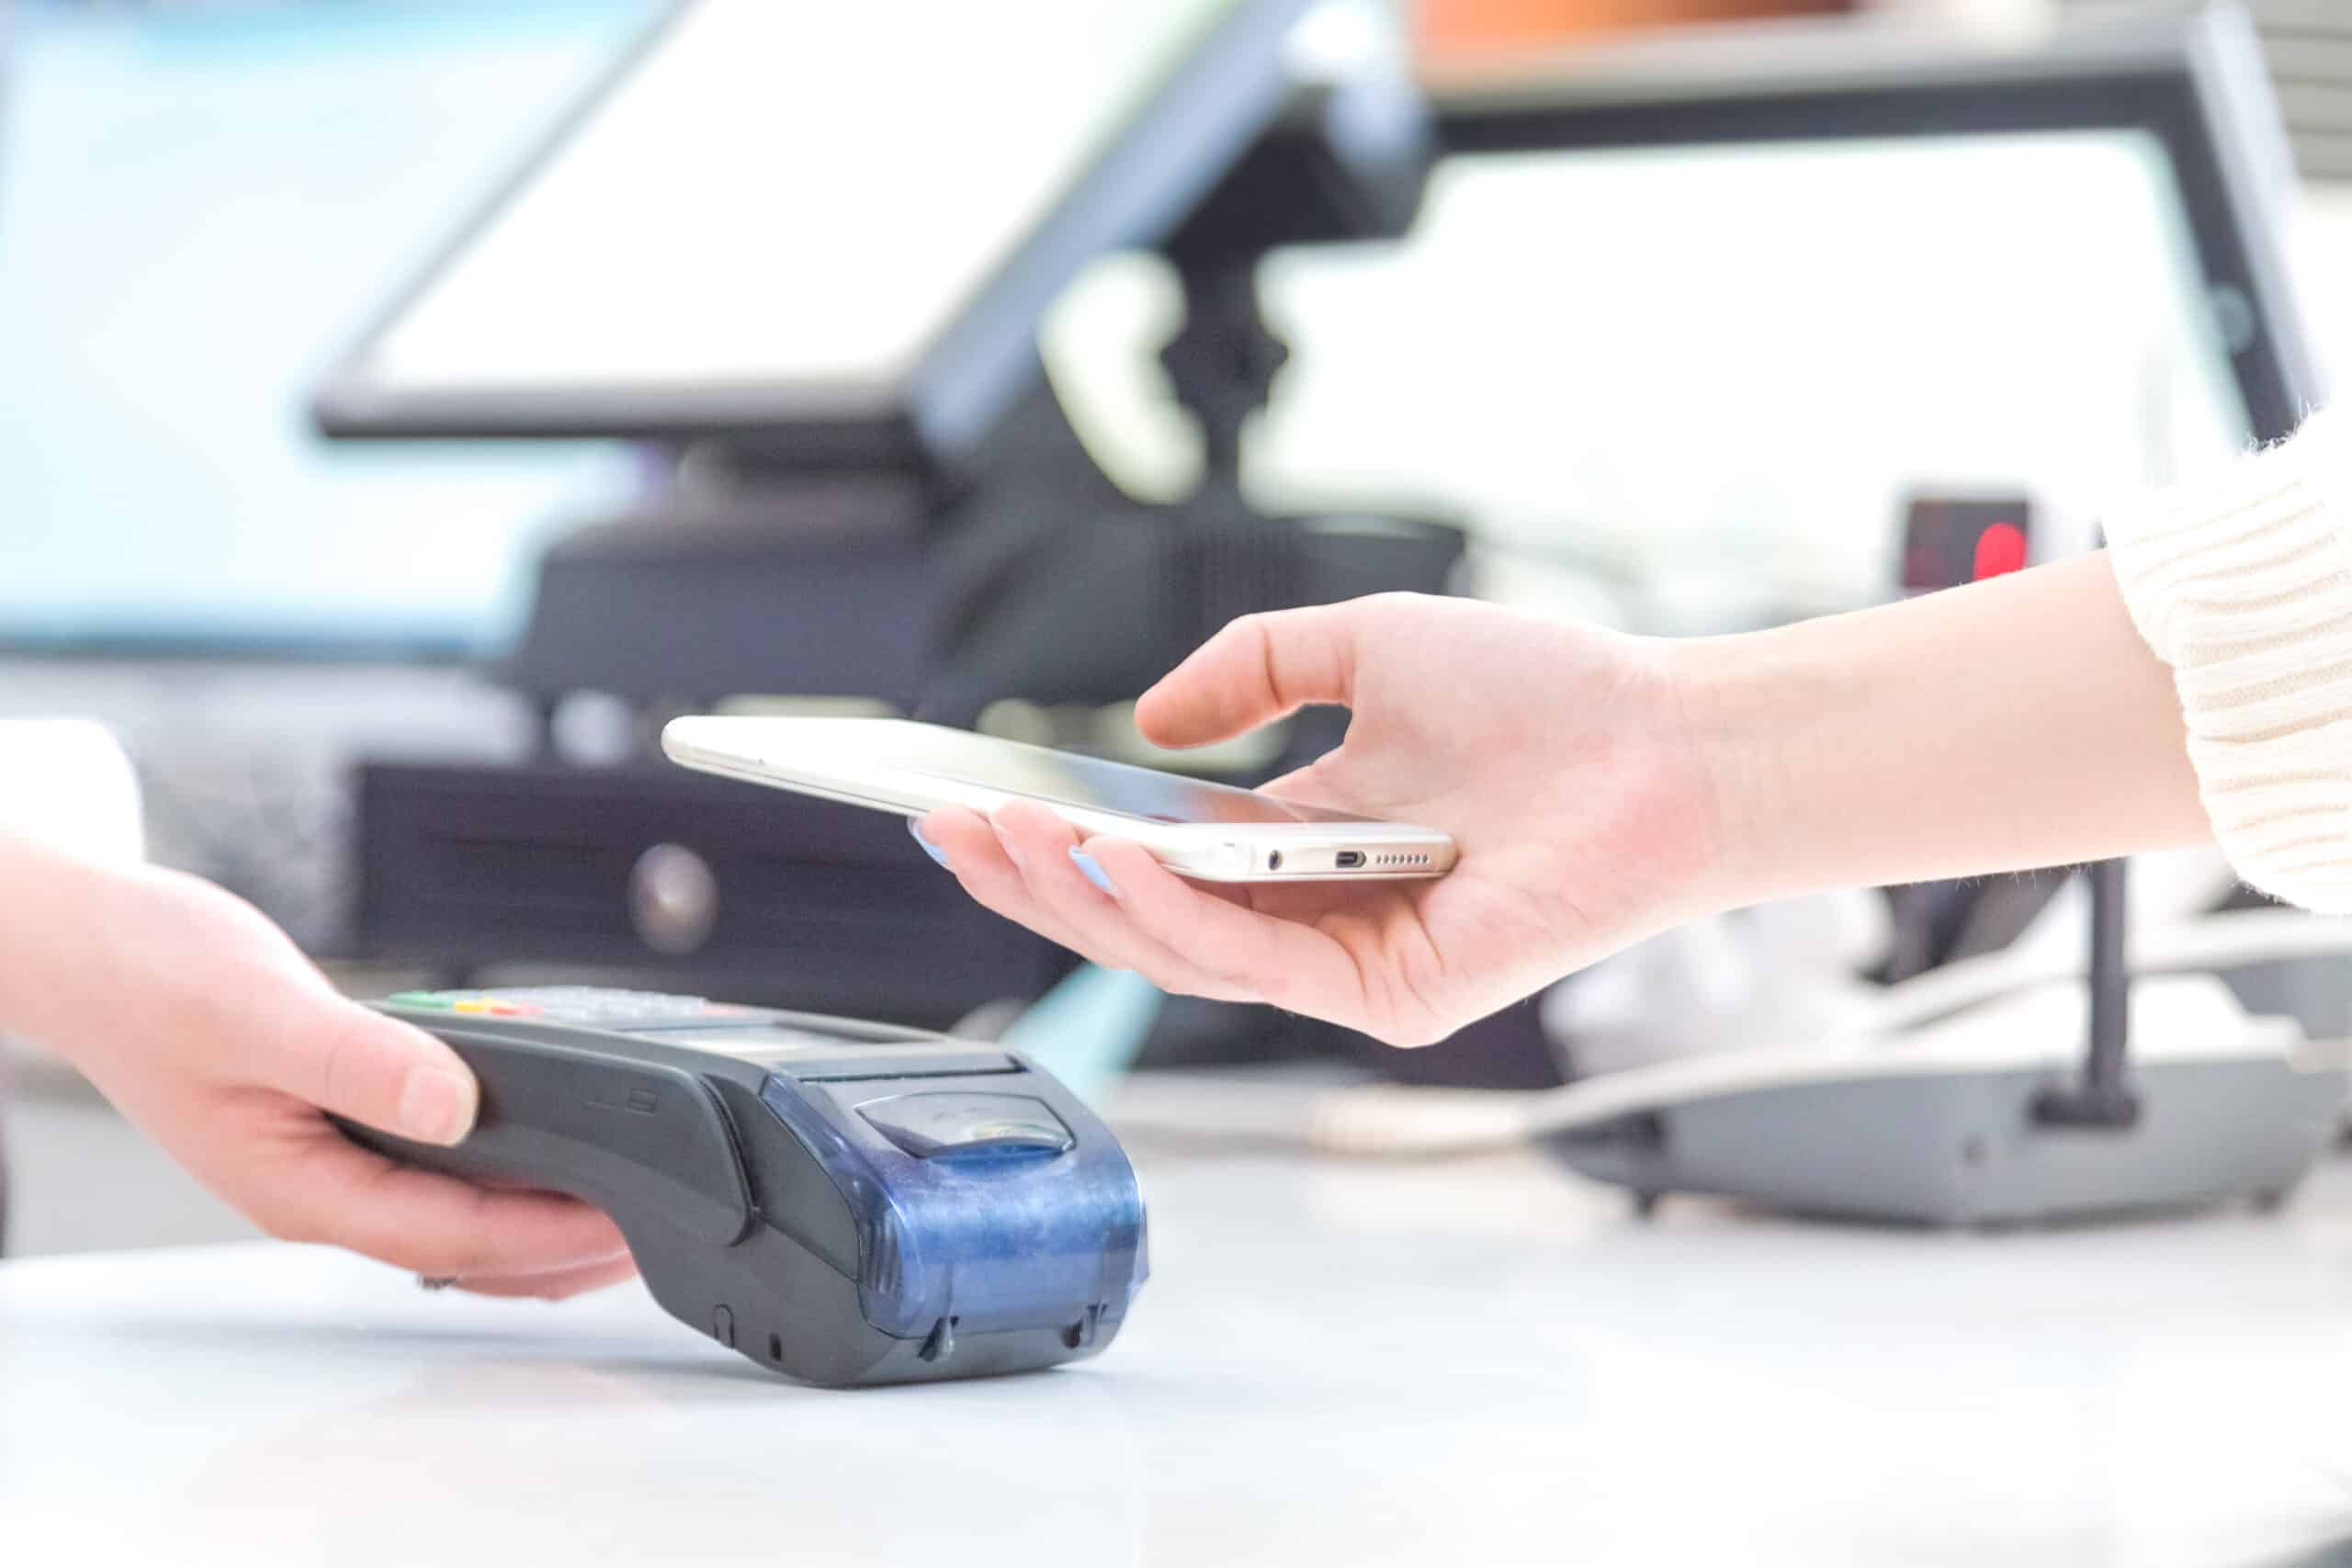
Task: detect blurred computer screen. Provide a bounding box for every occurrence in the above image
[0,1,655,657]
[1248,128,2254,619]
[325,0,1247,427]
[1047,123,2258,630]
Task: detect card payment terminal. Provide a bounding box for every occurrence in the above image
[342,987,1148,1386]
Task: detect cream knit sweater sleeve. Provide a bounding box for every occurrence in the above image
[2104,405,2352,912]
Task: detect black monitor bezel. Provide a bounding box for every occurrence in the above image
[309,0,1322,470]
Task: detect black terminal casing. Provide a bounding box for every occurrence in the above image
[338,989,1147,1387]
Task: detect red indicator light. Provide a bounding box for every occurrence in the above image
[1973,522,2027,580]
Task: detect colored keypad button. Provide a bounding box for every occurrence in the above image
[383,987,765,1028]
[386,992,544,1018]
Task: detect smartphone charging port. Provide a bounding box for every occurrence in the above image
[1335,851,1365,870]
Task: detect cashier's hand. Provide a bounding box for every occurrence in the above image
[918,593,1724,1047]
[4,845,631,1296]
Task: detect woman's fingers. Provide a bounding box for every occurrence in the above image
[916,808,1116,967]
[232,991,480,1148]
[1136,603,1373,749]
[922,800,1394,1028]
[985,803,1253,1002]
[241,1133,629,1280]
[1073,836,1380,1030]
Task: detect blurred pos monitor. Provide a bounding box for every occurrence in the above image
[313,0,1316,468]
[1425,1,2326,446]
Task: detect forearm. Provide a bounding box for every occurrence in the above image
[0,831,124,1057]
[1681,551,2206,907]
[0,832,240,1066]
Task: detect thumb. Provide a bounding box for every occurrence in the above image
[250,996,481,1147]
[1136,602,1367,750]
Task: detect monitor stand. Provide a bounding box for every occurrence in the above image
[497,464,946,732]
[492,387,1462,764]
[911,133,1465,766]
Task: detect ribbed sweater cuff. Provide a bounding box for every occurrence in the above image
[2105,407,2352,912]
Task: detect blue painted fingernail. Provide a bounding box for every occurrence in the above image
[1069,848,1119,898]
[907,818,953,872]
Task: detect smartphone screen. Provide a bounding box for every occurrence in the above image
[844,724,1375,828]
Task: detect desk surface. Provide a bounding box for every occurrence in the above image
[8,1125,2352,1567]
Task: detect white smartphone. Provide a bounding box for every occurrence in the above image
[661,716,1457,883]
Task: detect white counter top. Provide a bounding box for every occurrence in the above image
[9,1131,2352,1566]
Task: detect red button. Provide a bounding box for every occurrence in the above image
[1973,522,2028,580]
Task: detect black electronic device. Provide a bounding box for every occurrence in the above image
[343,986,1147,1386]
[310,0,1450,714]
[351,762,1072,1026]
[1898,494,2033,598]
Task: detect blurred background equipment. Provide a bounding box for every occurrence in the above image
[10,0,2352,1253]
[0,1,656,953]
[0,2,645,658]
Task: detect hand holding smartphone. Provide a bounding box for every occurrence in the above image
[661,716,1456,883]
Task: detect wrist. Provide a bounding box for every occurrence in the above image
[0,834,154,1069]
[0,833,70,1057]
[1659,626,1826,914]
[1659,556,2211,915]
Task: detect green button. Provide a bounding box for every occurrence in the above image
[387,991,456,1010]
